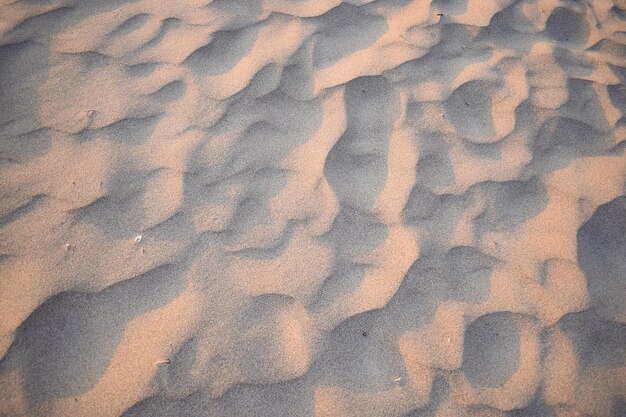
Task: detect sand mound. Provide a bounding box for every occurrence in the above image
[1,0,625,416]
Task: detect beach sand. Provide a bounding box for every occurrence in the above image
[0,0,625,416]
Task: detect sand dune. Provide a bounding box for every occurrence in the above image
[0,0,625,416]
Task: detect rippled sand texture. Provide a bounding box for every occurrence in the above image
[1,0,625,416]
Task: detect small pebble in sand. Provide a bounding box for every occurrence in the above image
[86,110,97,128]
[135,235,142,243]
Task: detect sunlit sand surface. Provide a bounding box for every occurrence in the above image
[0,1,625,416]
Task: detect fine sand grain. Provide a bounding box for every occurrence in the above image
[0,0,625,416]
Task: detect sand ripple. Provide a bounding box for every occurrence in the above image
[0,0,625,416]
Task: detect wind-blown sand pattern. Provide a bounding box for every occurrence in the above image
[0,0,625,416]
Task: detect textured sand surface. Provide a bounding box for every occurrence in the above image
[1,0,625,416]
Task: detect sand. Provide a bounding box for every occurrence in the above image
[0,0,625,416]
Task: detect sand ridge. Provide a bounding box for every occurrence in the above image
[0,0,625,416]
